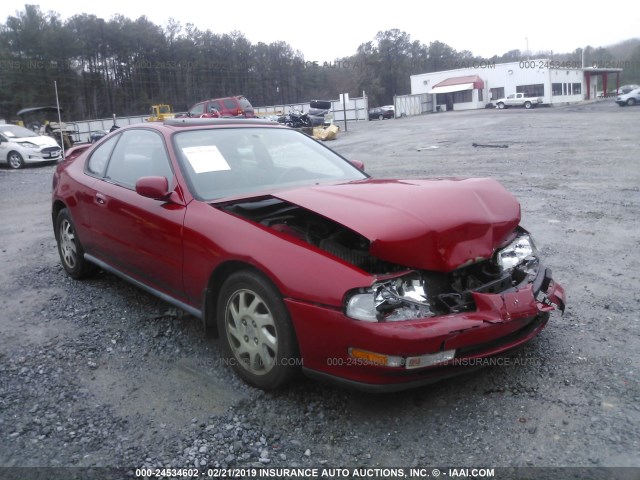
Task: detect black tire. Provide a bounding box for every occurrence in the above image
[524,101,532,109]
[378,114,384,120]
[55,209,99,279]
[627,98,636,106]
[497,102,505,109]
[217,270,299,390]
[7,151,24,169]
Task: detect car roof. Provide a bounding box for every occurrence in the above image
[164,118,276,128]
[110,118,285,134]
[197,95,247,103]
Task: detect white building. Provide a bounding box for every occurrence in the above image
[410,60,622,111]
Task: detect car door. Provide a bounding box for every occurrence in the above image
[87,129,187,299]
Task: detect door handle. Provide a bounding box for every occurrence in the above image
[95,193,106,205]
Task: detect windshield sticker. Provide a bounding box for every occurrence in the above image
[182,145,230,173]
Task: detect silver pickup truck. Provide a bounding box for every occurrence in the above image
[495,93,543,109]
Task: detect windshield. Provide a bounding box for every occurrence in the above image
[173,127,367,201]
[0,125,38,138]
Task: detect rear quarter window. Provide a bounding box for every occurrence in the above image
[87,135,119,176]
[189,103,205,116]
[238,97,253,110]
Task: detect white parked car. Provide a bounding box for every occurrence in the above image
[615,88,640,107]
[495,93,543,109]
[0,124,62,169]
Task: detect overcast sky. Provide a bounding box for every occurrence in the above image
[8,1,640,61]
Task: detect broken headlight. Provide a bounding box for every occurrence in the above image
[495,233,538,271]
[346,273,435,322]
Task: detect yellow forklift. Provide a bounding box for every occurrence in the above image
[147,104,175,122]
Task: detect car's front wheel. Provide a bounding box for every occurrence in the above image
[55,209,99,279]
[7,151,24,169]
[627,98,636,106]
[378,114,384,120]
[217,270,299,390]
[497,102,505,109]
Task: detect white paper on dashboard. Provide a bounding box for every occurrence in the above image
[183,145,231,173]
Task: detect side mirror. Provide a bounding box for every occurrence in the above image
[135,176,170,200]
[350,159,365,171]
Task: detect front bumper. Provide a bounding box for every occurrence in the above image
[26,148,63,164]
[288,266,565,392]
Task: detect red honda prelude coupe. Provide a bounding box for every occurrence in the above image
[52,118,565,391]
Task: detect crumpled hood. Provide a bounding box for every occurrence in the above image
[273,178,521,272]
[18,135,59,148]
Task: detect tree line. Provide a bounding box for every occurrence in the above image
[1,5,639,122]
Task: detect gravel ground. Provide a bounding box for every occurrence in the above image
[0,100,638,479]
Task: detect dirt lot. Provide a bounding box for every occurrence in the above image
[0,100,638,478]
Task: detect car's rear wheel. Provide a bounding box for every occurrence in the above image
[497,102,505,109]
[217,270,299,390]
[7,151,24,169]
[628,98,636,106]
[378,114,384,120]
[55,209,99,279]
[524,101,532,109]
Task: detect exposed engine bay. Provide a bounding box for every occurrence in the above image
[220,197,400,273]
[220,197,546,318]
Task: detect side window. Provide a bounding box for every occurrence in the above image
[189,103,205,116]
[223,99,236,109]
[210,101,223,111]
[105,130,173,189]
[87,135,119,176]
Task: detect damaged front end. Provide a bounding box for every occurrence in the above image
[335,228,565,378]
[345,228,565,323]
[219,196,565,385]
[220,197,564,325]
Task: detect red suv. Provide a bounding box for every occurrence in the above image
[186,96,255,118]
